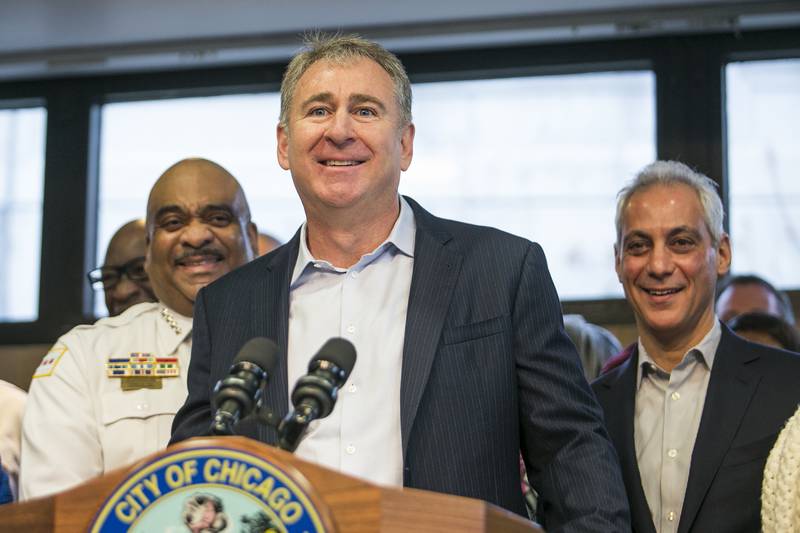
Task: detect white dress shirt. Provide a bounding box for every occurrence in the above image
[287,197,416,487]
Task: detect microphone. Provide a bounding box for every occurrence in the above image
[277,338,357,452]
[210,337,280,436]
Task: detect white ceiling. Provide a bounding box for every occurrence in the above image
[0,0,798,80]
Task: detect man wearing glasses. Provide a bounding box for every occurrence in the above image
[87,219,156,317]
[20,158,258,499]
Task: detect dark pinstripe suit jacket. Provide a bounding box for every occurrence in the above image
[172,197,630,531]
[592,324,800,533]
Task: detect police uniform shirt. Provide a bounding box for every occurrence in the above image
[19,301,192,500]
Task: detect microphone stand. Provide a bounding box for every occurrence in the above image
[276,404,317,452]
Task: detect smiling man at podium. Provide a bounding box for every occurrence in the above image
[171,35,630,532]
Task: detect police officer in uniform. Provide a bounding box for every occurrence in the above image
[20,158,258,499]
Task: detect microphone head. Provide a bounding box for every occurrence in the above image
[311,337,357,376]
[233,337,280,372]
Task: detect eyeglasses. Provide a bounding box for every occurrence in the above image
[87,256,148,290]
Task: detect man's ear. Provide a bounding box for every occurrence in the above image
[399,122,415,172]
[614,244,623,283]
[716,233,732,277]
[277,123,290,171]
[247,222,259,259]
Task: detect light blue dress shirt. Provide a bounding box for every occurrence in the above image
[287,196,416,487]
[635,319,722,533]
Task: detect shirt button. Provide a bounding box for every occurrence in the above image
[668,511,676,521]
[671,392,681,401]
[346,444,356,455]
[346,325,356,334]
[348,383,357,393]
[667,448,678,458]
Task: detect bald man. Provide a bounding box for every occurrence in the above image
[20,158,257,499]
[256,232,281,256]
[88,219,156,316]
[716,274,795,325]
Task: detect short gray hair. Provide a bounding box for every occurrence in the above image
[279,33,412,129]
[615,160,725,247]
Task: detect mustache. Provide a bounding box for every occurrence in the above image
[174,247,225,265]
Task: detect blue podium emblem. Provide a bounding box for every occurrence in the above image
[90,446,328,532]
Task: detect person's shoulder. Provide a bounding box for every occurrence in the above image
[592,345,636,390]
[748,338,800,370]
[726,337,800,419]
[407,196,535,253]
[564,314,622,350]
[599,343,637,377]
[30,304,163,385]
[426,211,530,245]
[47,302,159,361]
[0,379,26,405]
[722,324,800,366]
[721,330,800,402]
[591,366,619,390]
[69,301,159,336]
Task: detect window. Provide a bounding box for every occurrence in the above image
[0,105,46,322]
[96,70,654,314]
[96,92,304,316]
[403,71,656,299]
[726,58,800,288]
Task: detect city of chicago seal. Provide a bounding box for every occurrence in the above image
[91,445,328,533]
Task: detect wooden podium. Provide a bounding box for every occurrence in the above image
[0,437,543,532]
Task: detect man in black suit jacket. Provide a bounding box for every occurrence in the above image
[592,160,800,533]
[172,33,630,531]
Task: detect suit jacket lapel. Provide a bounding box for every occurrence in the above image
[678,324,761,533]
[255,232,299,445]
[400,198,462,458]
[601,349,657,533]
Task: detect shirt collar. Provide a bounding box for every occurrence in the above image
[291,196,416,286]
[157,303,193,354]
[636,318,722,389]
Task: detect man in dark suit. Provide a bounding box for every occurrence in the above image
[592,160,800,533]
[171,33,629,531]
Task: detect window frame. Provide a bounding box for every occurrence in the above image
[1,27,799,344]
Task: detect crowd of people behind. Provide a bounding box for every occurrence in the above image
[1,33,799,533]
